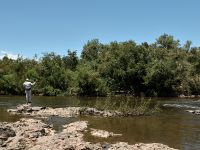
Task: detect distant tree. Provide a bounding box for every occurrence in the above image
[1,34,200,97]
[81,39,102,61]
[62,50,78,70]
[75,63,108,96]
[39,53,69,95]
[156,34,180,49]
[183,40,192,51]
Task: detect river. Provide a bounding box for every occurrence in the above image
[0,96,200,150]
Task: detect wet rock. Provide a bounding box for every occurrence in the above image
[109,142,134,150]
[7,109,18,113]
[102,143,111,149]
[80,107,144,117]
[133,143,178,150]
[186,110,200,115]
[34,107,81,117]
[91,128,122,138]
[28,121,97,150]
[179,94,196,98]
[0,123,16,146]
[8,105,146,118]
[108,142,178,150]
[0,117,177,150]
[63,121,88,133]
[32,106,46,111]
[8,104,46,114]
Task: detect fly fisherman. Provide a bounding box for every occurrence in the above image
[23,78,36,105]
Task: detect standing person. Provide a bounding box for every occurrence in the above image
[23,78,36,105]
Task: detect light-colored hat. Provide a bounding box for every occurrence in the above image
[26,78,29,81]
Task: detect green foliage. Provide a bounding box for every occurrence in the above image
[81,39,102,61]
[43,85,61,96]
[156,33,180,49]
[62,50,78,70]
[1,34,200,97]
[74,64,108,96]
[93,98,160,115]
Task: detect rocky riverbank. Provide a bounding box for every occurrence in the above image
[2,104,178,150]
[7,104,147,118]
[1,118,177,150]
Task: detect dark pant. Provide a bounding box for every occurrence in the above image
[25,90,32,103]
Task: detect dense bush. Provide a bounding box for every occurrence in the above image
[1,34,200,97]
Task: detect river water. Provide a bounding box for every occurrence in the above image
[0,96,200,150]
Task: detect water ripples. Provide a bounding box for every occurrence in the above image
[163,100,200,110]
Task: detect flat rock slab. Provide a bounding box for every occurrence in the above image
[8,104,145,119]
[8,104,46,114]
[91,128,122,138]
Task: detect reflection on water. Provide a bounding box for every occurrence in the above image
[81,110,200,150]
[0,109,21,122]
[0,96,200,149]
[44,116,78,132]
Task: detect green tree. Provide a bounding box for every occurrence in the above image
[75,63,108,96]
[156,34,180,50]
[81,39,102,61]
[62,50,78,70]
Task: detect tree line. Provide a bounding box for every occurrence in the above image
[1,34,200,97]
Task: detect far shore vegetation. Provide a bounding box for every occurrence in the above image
[1,34,200,97]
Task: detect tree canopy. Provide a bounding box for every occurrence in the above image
[1,34,200,97]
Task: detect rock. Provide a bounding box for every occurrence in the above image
[0,126,16,138]
[7,109,18,113]
[28,121,93,150]
[186,110,200,115]
[32,106,46,111]
[108,142,178,150]
[8,104,47,115]
[8,105,146,118]
[133,143,178,150]
[5,105,179,149]
[0,118,53,149]
[102,143,111,149]
[0,124,16,146]
[103,111,113,117]
[186,110,195,113]
[33,107,81,118]
[63,121,88,133]
[0,117,177,150]
[91,128,122,138]
[109,142,133,150]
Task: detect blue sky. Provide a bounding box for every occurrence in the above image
[0,0,200,59]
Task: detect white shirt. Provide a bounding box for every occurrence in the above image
[23,81,35,90]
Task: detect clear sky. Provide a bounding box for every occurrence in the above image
[0,0,200,59]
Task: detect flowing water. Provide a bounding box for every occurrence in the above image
[0,96,200,150]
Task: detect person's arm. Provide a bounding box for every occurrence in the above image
[32,82,36,86]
